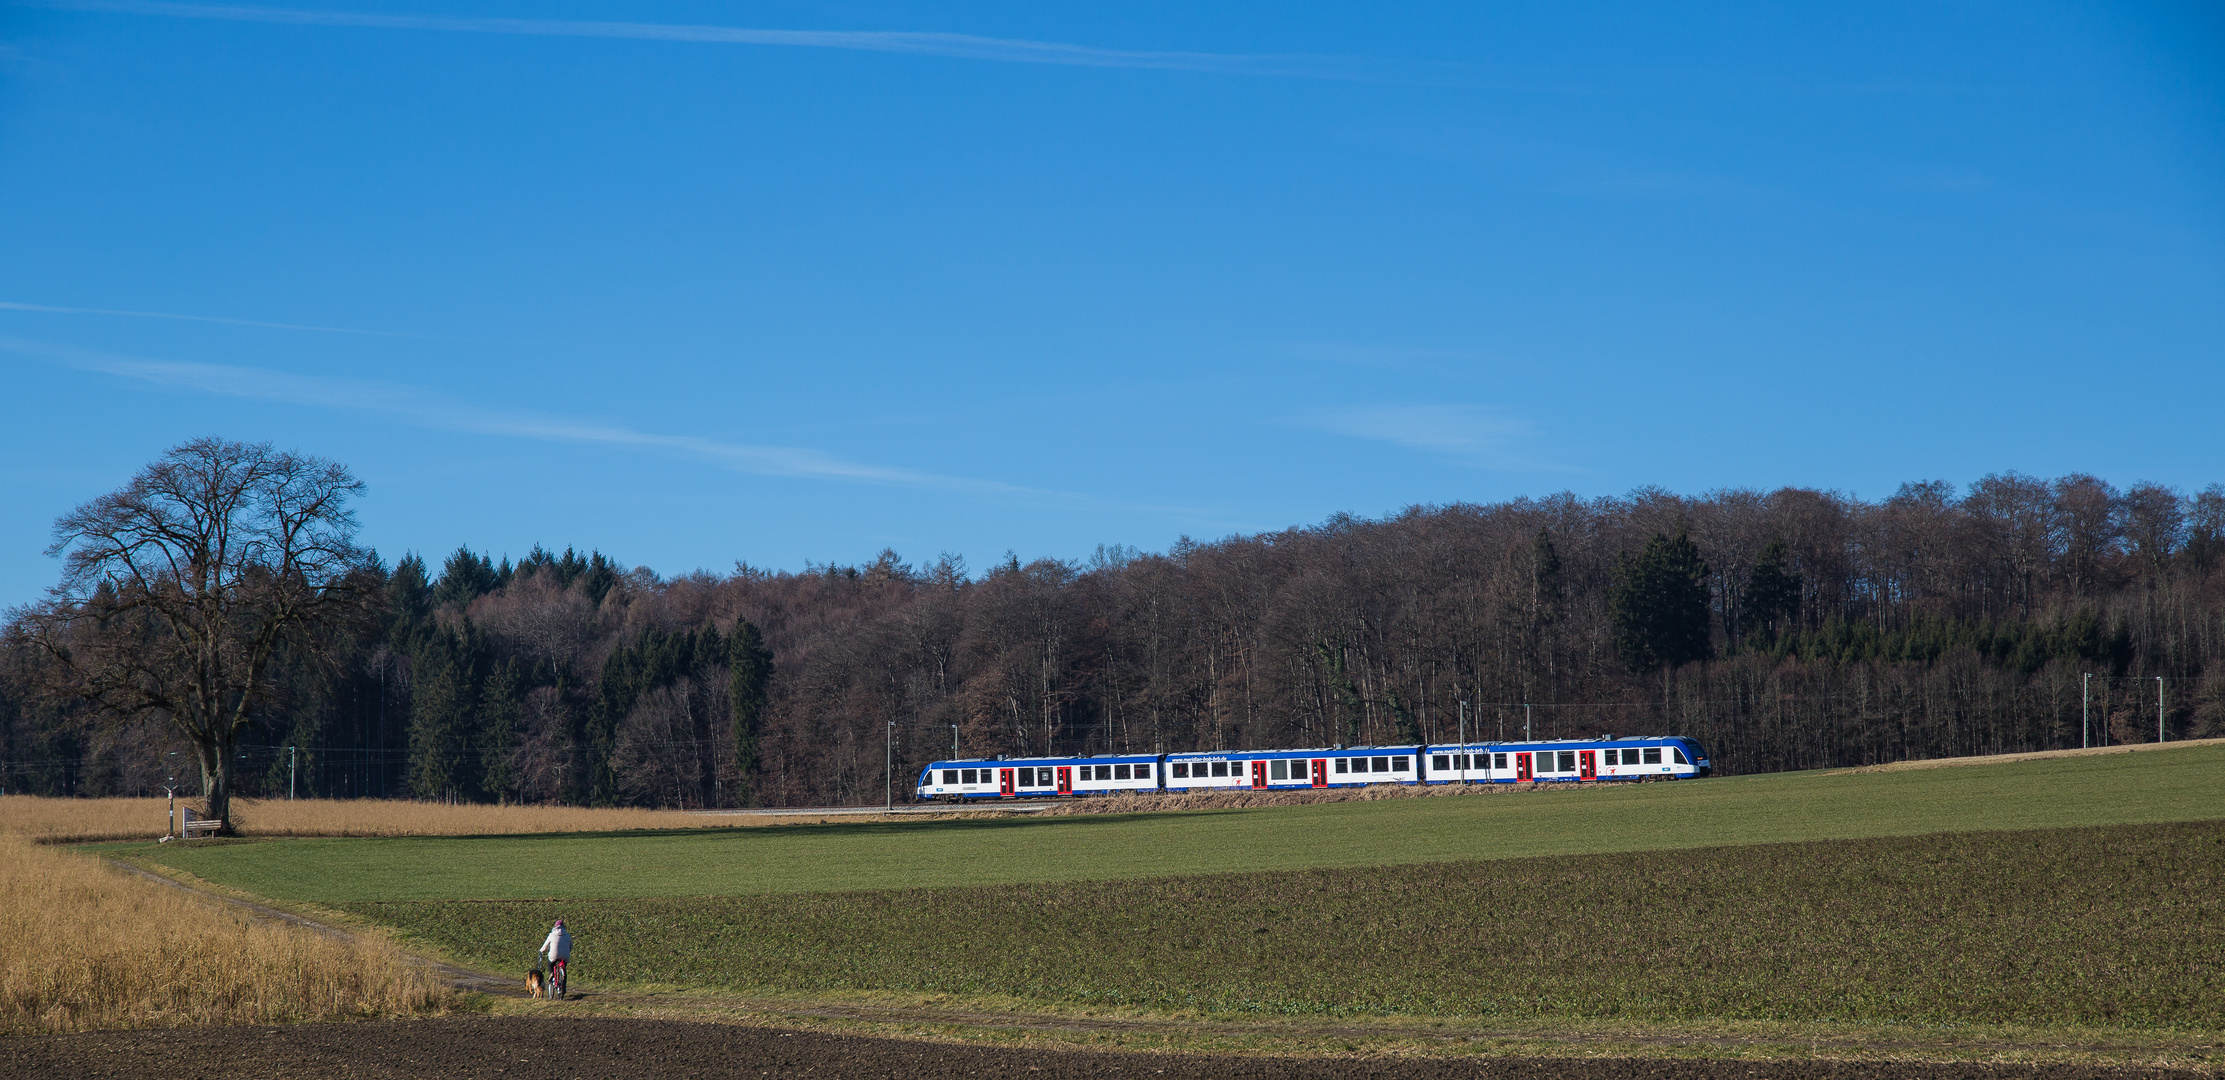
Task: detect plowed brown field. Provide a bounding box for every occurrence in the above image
[1,1018,2209,1080]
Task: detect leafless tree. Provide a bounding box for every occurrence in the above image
[10,438,370,831]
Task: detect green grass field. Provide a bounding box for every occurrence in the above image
[128,743,2225,903]
[340,821,2225,1030]
[111,744,2225,1041]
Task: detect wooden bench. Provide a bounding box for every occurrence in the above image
[180,814,225,838]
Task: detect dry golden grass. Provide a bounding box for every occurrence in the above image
[0,795,804,844]
[0,833,448,1034]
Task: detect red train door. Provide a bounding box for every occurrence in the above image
[1055,766,1073,795]
[1516,752,1533,781]
[1310,759,1328,788]
[1578,751,1596,781]
[1251,761,1268,789]
[999,768,1015,797]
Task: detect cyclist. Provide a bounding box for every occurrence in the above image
[539,919,572,998]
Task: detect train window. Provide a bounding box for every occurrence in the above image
[1137,763,1153,780]
[1096,765,1112,781]
[959,769,974,784]
[1270,760,1287,780]
[1643,747,1662,764]
[1363,757,1381,772]
[1493,753,1508,770]
[1171,762,1189,778]
[1431,756,1447,771]
[1212,761,1229,777]
[1114,764,1130,780]
[1557,752,1576,773]
[1392,757,1409,772]
[941,770,957,784]
[1600,749,1616,766]
[1534,755,1553,774]
[1673,748,1690,765]
[1014,768,1030,786]
[1334,758,1349,773]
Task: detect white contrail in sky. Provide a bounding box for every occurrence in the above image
[44,0,1381,79]
[4,340,1057,496]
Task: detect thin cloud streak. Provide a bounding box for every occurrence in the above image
[1303,404,1577,473]
[4,339,1055,496]
[0,299,448,339]
[48,0,1386,79]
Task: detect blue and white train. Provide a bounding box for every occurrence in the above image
[914,735,1709,802]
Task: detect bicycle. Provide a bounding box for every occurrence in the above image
[549,957,567,1000]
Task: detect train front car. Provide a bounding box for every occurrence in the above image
[917,755,1164,801]
[1427,736,1707,784]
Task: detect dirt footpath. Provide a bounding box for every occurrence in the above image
[2,1018,2208,1080]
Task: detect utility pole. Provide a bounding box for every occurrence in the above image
[885,721,895,811]
[2158,677,2166,743]
[1524,703,1533,742]
[288,745,297,800]
[950,724,960,757]
[2082,673,2090,749]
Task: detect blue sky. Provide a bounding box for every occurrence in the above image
[3,1,2221,603]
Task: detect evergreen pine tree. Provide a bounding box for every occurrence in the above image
[388,553,433,627]
[1740,539,1802,647]
[727,619,773,806]
[431,547,501,609]
[585,642,640,806]
[1608,531,1713,675]
[1313,640,1364,745]
[406,623,491,800]
[478,660,522,802]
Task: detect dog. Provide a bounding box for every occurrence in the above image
[525,969,547,999]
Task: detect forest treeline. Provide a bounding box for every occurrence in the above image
[5,472,2223,807]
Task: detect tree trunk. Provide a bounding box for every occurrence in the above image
[198,731,238,836]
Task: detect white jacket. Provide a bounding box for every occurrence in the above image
[541,925,571,962]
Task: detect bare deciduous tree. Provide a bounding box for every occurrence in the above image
[12,437,370,832]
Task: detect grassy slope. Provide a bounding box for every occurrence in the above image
[340,820,2225,1029]
[130,742,2225,903]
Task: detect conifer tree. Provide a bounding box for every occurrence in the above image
[1740,539,1802,648]
[431,547,501,609]
[388,553,433,628]
[1314,640,1364,745]
[727,619,772,806]
[1609,531,1713,675]
[478,660,522,802]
